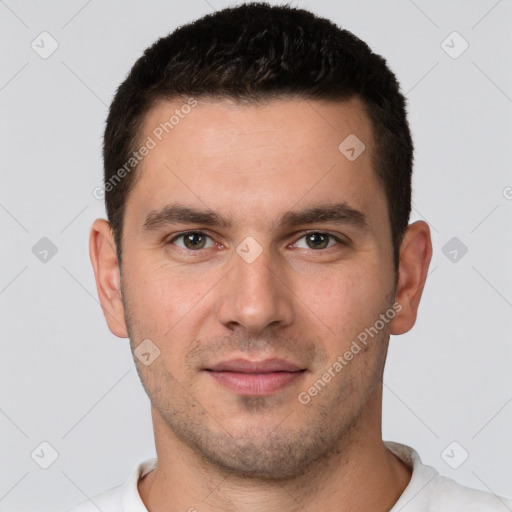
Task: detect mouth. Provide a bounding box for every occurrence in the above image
[204,358,307,396]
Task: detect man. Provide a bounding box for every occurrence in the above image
[70,2,511,511]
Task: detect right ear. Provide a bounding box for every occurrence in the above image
[89,219,129,338]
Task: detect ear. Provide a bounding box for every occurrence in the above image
[89,218,129,338]
[389,220,432,335]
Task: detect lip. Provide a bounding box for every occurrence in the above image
[205,358,306,395]
[208,358,303,373]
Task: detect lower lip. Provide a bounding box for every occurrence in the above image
[207,371,305,395]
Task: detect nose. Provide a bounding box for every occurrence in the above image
[217,244,295,334]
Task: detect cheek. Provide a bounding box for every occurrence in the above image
[128,256,202,305]
[122,257,221,347]
[294,260,388,341]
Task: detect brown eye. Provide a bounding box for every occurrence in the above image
[292,232,344,251]
[170,232,214,250]
[305,233,330,249]
[183,233,206,249]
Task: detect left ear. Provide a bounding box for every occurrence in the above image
[390,220,432,335]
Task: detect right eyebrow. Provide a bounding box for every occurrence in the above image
[142,203,232,232]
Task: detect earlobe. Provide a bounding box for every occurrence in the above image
[389,220,432,336]
[89,219,129,338]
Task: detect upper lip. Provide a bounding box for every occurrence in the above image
[206,358,304,373]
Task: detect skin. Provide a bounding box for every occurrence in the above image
[90,96,432,511]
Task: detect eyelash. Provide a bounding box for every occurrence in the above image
[167,230,347,253]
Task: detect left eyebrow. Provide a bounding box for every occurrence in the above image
[278,202,370,232]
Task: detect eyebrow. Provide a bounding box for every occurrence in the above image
[142,201,369,233]
[142,204,232,232]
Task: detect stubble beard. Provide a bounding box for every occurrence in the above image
[121,284,389,482]
[150,368,366,482]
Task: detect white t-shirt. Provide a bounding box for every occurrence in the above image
[66,441,512,511]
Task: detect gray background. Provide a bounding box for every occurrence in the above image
[1,0,511,510]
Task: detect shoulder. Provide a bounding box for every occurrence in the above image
[64,458,157,512]
[429,472,512,510]
[65,485,124,512]
[386,441,512,511]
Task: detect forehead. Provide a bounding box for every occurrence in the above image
[140,95,373,162]
[126,96,384,232]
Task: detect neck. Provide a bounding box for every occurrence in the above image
[138,396,412,511]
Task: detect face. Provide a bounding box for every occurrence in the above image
[91,96,430,480]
